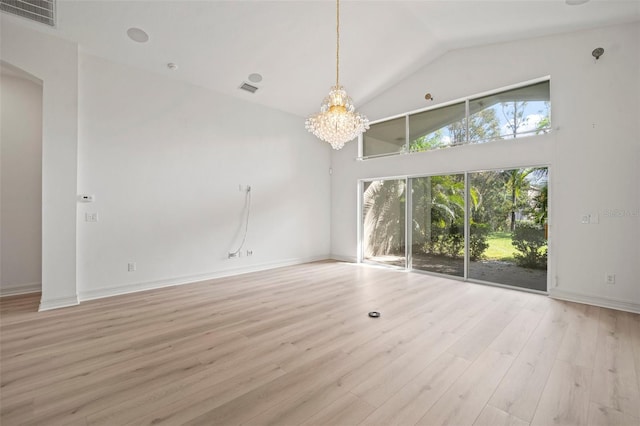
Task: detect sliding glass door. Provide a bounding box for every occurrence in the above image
[468,168,548,291]
[411,175,465,277]
[362,179,406,268]
[361,167,548,292]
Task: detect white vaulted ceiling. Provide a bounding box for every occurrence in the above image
[3,0,639,117]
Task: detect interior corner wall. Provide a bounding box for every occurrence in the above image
[330,22,640,313]
[1,18,330,309]
[76,53,331,300]
[1,18,79,310]
[0,73,42,296]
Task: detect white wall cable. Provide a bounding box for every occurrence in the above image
[228,186,251,258]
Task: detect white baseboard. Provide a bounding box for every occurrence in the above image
[39,295,79,311]
[0,282,41,297]
[329,254,357,263]
[549,289,640,314]
[78,255,331,302]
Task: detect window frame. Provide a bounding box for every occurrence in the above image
[359,76,551,160]
[358,164,551,294]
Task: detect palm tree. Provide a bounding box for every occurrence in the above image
[503,169,534,231]
[531,184,548,225]
[363,175,468,258]
[411,175,467,258]
[502,167,548,231]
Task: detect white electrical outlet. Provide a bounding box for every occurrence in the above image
[247,250,253,256]
[85,212,98,222]
[605,273,615,285]
[128,262,136,272]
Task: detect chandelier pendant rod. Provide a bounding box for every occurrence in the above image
[336,0,340,87]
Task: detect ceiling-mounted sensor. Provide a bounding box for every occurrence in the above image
[127,27,149,43]
[248,73,263,83]
[592,47,604,60]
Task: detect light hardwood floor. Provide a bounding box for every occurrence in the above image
[1,261,639,425]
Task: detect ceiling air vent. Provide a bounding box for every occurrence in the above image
[239,82,259,94]
[1,0,56,27]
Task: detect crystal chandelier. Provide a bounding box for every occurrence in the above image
[305,0,369,150]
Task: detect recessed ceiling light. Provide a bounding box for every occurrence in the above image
[127,27,149,43]
[248,73,263,83]
[565,0,590,5]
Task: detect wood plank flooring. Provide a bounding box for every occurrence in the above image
[1,261,639,425]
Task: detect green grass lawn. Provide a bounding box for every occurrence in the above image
[484,231,547,262]
[485,231,516,262]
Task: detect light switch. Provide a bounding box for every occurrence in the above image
[581,213,599,224]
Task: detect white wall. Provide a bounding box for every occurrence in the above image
[331,22,640,313]
[1,18,330,307]
[76,53,331,300]
[0,72,42,296]
[1,18,79,310]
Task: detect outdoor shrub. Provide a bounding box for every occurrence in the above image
[423,225,442,256]
[469,223,490,260]
[512,222,547,269]
[436,237,448,256]
[421,224,464,259]
[446,224,464,258]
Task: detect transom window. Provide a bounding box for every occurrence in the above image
[361,79,551,159]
